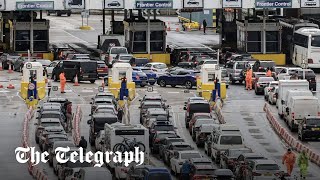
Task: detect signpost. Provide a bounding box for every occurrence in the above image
[300,0,320,7]
[222,0,242,8]
[52,86,58,91]
[255,0,292,8]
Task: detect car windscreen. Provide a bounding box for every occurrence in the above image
[141,69,154,74]
[220,136,243,145]
[193,161,212,165]
[111,48,127,54]
[65,161,91,168]
[157,133,176,139]
[120,55,133,60]
[154,64,167,69]
[256,164,279,171]
[190,103,210,113]
[48,137,67,143]
[311,36,320,47]
[143,104,162,109]
[195,120,214,127]
[195,169,215,175]
[221,70,228,77]
[148,173,171,180]
[306,119,320,126]
[229,149,252,157]
[154,125,174,131]
[205,60,218,64]
[137,72,146,77]
[41,122,61,127]
[80,62,97,71]
[41,114,61,119]
[236,62,246,69]
[94,118,118,131]
[172,145,193,150]
[181,153,201,159]
[97,63,107,68]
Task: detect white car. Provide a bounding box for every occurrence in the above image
[95,130,105,151]
[170,150,202,175]
[46,61,60,77]
[268,86,278,105]
[245,159,284,180]
[145,62,168,73]
[277,67,301,80]
[264,81,279,101]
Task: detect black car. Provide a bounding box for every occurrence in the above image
[37,111,66,122]
[252,60,276,72]
[295,69,317,91]
[298,116,320,141]
[52,60,98,83]
[158,137,184,159]
[254,77,275,95]
[151,131,178,154]
[184,100,211,127]
[87,113,118,146]
[139,101,165,123]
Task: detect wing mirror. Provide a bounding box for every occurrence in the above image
[281,100,285,105]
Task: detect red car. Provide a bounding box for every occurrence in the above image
[188,113,212,134]
[97,61,108,78]
[189,164,216,180]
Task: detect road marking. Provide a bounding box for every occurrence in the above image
[167,92,180,94]
[82,90,94,93]
[62,30,92,45]
[0,90,10,93]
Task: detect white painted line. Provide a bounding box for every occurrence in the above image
[82,90,94,93]
[64,90,73,92]
[62,30,91,45]
[167,92,180,94]
[0,90,10,93]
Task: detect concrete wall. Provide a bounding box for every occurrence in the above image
[180,10,213,27]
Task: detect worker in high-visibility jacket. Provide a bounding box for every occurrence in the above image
[266,68,272,77]
[246,67,253,90]
[59,71,66,93]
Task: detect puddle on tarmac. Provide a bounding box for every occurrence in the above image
[251,135,265,139]
[248,129,261,133]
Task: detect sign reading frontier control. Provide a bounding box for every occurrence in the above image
[135,0,173,9]
[16,1,54,10]
[255,0,292,8]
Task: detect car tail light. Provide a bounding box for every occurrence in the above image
[154,138,160,143]
[136,75,140,80]
[150,129,156,133]
[252,172,261,176]
[227,160,234,164]
[80,67,83,74]
[318,112,320,116]
[292,113,295,120]
[308,59,313,64]
[256,83,260,87]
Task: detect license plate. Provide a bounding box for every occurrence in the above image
[83,75,88,78]
[312,128,320,131]
[97,70,103,72]
[149,78,154,80]
[264,173,272,176]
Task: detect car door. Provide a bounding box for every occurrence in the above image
[53,62,63,79]
[47,62,57,76]
[63,61,77,80]
[167,70,178,85]
[177,70,190,85]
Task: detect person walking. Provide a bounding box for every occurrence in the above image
[202,19,207,34]
[117,108,123,122]
[266,67,272,77]
[59,71,66,93]
[282,148,296,176]
[246,67,252,90]
[78,136,88,151]
[180,159,191,180]
[298,150,309,179]
[47,79,52,97]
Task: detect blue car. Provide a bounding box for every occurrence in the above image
[127,165,172,180]
[132,70,148,87]
[157,69,198,89]
[133,67,157,85]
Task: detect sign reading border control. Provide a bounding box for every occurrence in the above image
[135,0,173,9]
[301,0,320,7]
[255,0,292,8]
[16,1,54,10]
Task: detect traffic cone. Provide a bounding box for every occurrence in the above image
[7,80,14,89]
[167,22,171,31]
[0,62,3,71]
[73,75,79,86]
[8,64,13,73]
[0,84,3,88]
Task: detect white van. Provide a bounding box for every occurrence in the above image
[276,80,309,118]
[210,124,245,164]
[285,96,319,131]
[106,46,128,65]
[282,90,313,118]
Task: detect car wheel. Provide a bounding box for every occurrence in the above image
[171,85,176,87]
[231,80,235,84]
[90,80,95,83]
[47,12,50,16]
[159,80,166,87]
[140,84,146,87]
[67,13,71,16]
[185,81,192,89]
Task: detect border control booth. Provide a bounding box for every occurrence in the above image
[123,18,169,64]
[236,19,285,65]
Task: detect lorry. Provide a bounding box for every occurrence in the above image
[276,80,309,118]
[103,123,149,171]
